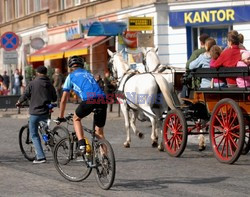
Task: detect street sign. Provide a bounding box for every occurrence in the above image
[1,32,20,51]
[3,51,18,64]
[128,17,153,31]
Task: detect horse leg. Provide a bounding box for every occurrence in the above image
[120,103,131,148]
[130,110,144,139]
[198,128,206,151]
[144,112,158,148]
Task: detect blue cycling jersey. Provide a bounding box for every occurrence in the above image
[63,68,105,101]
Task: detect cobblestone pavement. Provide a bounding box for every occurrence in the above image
[0,104,249,197]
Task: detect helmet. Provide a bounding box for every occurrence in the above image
[68,56,84,68]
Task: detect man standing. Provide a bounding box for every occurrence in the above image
[16,66,57,163]
[52,68,64,106]
[3,71,10,91]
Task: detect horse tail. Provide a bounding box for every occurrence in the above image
[153,74,176,110]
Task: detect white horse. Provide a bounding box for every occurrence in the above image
[107,49,175,148]
[142,47,206,151]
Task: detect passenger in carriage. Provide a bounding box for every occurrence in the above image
[238,33,246,50]
[189,37,216,88]
[210,45,227,88]
[186,33,210,70]
[212,30,242,87]
[180,33,210,98]
[236,50,250,87]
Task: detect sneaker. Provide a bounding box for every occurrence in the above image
[33,158,46,164]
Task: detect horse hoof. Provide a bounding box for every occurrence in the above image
[152,141,158,148]
[199,145,206,151]
[124,142,130,148]
[138,132,144,139]
[158,144,164,151]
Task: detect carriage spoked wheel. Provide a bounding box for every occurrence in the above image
[209,98,245,164]
[162,109,188,157]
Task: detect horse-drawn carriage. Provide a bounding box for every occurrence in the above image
[163,66,250,164]
[108,48,250,165]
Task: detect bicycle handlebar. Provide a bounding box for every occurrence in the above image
[53,113,74,125]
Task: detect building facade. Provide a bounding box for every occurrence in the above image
[1,0,250,87]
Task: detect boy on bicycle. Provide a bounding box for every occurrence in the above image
[57,56,107,153]
[16,66,57,163]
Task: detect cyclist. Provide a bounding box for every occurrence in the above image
[16,66,57,163]
[57,56,107,153]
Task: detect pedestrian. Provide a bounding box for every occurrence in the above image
[104,71,116,112]
[2,71,10,91]
[12,69,22,95]
[16,66,57,163]
[57,56,107,154]
[52,68,64,107]
[0,78,7,96]
[95,74,104,90]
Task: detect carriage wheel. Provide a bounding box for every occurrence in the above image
[209,98,245,164]
[163,109,188,157]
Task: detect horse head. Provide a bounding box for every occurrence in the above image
[141,47,161,72]
[107,49,129,80]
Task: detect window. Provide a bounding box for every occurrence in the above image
[34,0,41,12]
[25,0,30,14]
[75,0,81,6]
[15,0,20,18]
[4,0,11,22]
[60,0,66,10]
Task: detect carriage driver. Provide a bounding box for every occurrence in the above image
[57,56,107,153]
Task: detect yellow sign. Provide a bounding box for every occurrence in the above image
[128,17,153,31]
[184,9,235,24]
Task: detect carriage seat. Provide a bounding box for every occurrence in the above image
[190,67,250,92]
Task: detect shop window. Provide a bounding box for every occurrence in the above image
[187,26,231,60]
[200,26,231,49]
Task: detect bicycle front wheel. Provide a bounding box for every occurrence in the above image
[94,139,116,190]
[19,124,36,161]
[53,137,92,182]
[49,125,69,150]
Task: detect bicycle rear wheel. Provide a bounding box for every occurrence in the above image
[53,137,92,182]
[19,124,36,161]
[94,139,116,190]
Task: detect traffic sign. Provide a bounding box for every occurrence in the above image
[3,51,18,64]
[1,32,20,51]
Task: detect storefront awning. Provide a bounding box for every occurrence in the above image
[64,36,106,57]
[29,36,106,62]
[88,21,127,36]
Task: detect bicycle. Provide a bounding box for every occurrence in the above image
[53,108,116,190]
[19,104,69,161]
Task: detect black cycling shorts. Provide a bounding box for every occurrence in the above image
[75,101,107,127]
